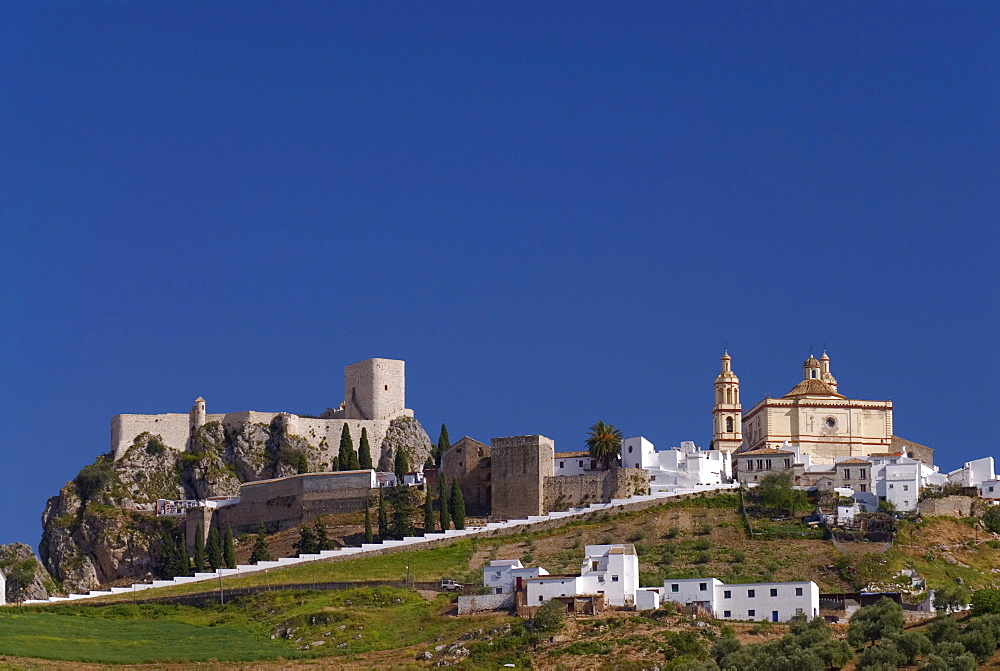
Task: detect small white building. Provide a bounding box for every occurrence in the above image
[525,544,641,608]
[621,437,731,492]
[948,457,995,488]
[553,451,603,476]
[981,479,1000,500]
[878,462,921,512]
[0,569,5,606]
[659,577,819,622]
[483,559,549,594]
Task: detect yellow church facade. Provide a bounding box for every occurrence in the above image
[713,351,896,463]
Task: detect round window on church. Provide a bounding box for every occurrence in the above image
[825,417,836,428]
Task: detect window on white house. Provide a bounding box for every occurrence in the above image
[579,460,583,467]
[538,596,543,602]
[724,590,731,598]
[903,485,909,491]
[796,608,803,614]
[612,575,619,582]
[700,583,707,591]
[770,589,777,597]
[860,469,867,479]
[671,584,679,593]
[748,589,755,598]
[844,469,850,480]
[724,610,731,618]
[748,609,755,617]
[559,462,564,469]
[795,587,803,596]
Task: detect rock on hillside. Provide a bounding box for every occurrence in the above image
[378,416,434,472]
[0,543,53,603]
[40,415,431,592]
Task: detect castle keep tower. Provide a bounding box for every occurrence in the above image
[712,351,743,452]
[342,358,406,420]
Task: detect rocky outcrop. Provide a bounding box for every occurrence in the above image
[0,543,53,603]
[40,414,432,592]
[378,416,434,472]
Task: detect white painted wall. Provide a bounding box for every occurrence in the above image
[714,581,819,622]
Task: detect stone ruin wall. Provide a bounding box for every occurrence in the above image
[544,468,651,512]
[111,413,191,459]
[186,471,378,543]
[112,411,397,465]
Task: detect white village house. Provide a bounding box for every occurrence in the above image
[621,438,731,492]
[658,577,820,622]
[483,559,549,594]
[526,544,640,608]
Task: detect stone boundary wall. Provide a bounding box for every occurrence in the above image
[458,592,516,615]
[544,468,651,512]
[918,496,974,518]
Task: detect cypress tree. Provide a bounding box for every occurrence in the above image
[294,524,316,555]
[250,522,271,564]
[313,518,330,551]
[179,532,190,576]
[358,427,373,470]
[364,503,374,543]
[194,522,206,572]
[223,524,236,569]
[388,483,416,540]
[377,491,388,540]
[438,476,451,531]
[159,529,180,578]
[207,526,223,570]
[450,478,466,530]
[331,454,340,472]
[436,424,450,466]
[339,423,358,471]
[394,449,408,482]
[423,490,435,535]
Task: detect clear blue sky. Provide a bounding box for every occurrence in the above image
[1,2,997,548]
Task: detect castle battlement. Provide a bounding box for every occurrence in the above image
[110,358,412,461]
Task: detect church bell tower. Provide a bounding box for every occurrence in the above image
[712,350,743,452]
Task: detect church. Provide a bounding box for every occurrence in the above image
[711,351,927,464]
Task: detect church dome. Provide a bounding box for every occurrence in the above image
[803,356,820,368]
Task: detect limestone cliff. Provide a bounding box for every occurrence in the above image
[0,543,53,603]
[40,415,430,592]
[378,416,434,472]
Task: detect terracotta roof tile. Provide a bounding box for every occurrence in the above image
[782,378,846,399]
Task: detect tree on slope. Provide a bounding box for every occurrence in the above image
[848,597,904,646]
[358,427,373,470]
[438,476,451,531]
[207,526,223,570]
[250,522,272,564]
[193,522,206,572]
[586,421,623,470]
[294,524,316,555]
[364,502,374,543]
[223,525,236,569]
[377,491,388,540]
[313,518,331,551]
[423,489,435,535]
[339,423,359,471]
[436,424,451,467]
[450,478,466,530]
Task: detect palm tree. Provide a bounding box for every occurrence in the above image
[586,421,623,470]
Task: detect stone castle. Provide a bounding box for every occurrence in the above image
[111,358,416,468]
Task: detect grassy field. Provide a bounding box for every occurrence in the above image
[0,587,505,664]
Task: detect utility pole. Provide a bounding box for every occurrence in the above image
[218,568,224,605]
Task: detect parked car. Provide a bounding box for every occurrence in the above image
[440,579,463,592]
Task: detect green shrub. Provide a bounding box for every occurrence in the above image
[532,599,565,632]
